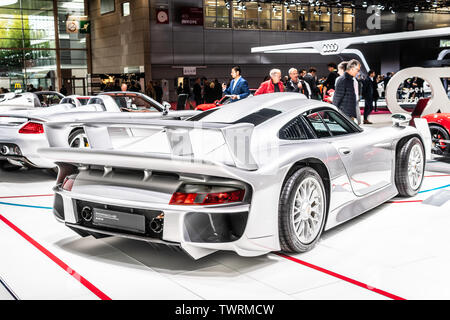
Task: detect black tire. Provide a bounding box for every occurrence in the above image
[429,124,450,154]
[279,167,327,253]
[0,160,21,171]
[68,128,88,148]
[395,137,425,197]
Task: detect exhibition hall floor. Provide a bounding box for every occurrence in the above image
[0,121,449,300]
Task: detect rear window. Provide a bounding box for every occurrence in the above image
[188,108,219,121]
[232,108,281,126]
[189,108,281,127]
[78,98,90,105]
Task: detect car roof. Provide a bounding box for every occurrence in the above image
[197,93,336,124]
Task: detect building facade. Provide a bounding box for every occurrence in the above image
[0,0,89,94]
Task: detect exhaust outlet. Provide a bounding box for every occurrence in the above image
[150,214,164,233]
[81,206,93,222]
[0,145,9,155]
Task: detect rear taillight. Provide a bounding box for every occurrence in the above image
[18,122,44,134]
[169,185,245,205]
[62,176,75,191]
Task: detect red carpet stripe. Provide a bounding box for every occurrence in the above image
[276,252,405,300]
[0,194,53,199]
[424,174,450,178]
[0,214,111,300]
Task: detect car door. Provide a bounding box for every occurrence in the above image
[304,108,394,197]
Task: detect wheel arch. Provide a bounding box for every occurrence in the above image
[427,122,450,136]
[69,127,84,136]
[282,158,331,218]
[395,134,425,157]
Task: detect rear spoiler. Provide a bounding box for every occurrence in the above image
[0,114,47,125]
[43,117,258,171]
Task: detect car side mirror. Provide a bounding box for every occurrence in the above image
[391,113,412,127]
[162,101,171,115]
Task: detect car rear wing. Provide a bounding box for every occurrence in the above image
[0,114,47,126]
[42,117,258,171]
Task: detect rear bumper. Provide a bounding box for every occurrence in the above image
[0,134,54,168]
[53,186,270,259]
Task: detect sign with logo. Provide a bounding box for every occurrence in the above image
[66,16,90,34]
[79,20,90,34]
[66,19,79,33]
[321,42,340,55]
[156,8,169,24]
[183,67,197,76]
[180,7,203,25]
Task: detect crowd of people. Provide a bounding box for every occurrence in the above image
[209,62,396,125]
[1,64,405,125]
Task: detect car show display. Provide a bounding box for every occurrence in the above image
[36,93,428,259]
[1,0,450,304]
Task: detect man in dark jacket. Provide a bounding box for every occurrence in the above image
[383,72,392,98]
[323,63,339,95]
[286,68,309,97]
[303,68,319,100]
[193,77,202,106]
[333,60,361,120]
[154,81,163,103]
[362,70,376,124]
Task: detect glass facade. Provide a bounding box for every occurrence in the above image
[0,0,87,94]
[204,1,354,32]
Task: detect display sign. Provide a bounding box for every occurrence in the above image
[66,19,79,34]
[156,8,169,24]
[66,16,90,34]
[183,67,196,75]
[79,20,90,34]
[180,7,203,25]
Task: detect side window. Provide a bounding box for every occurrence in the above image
[91,98,106,108]
[279,116,309,140]
[304,111,331,138]
[303,108,359,138]
[321,110,358,136]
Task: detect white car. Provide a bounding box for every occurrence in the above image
[0,91,65,111]
[0,92,198,170]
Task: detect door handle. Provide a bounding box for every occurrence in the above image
[339,147,352,155]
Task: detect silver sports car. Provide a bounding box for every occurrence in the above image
[40,93,428,259]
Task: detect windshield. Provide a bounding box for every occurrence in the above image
[78,98,90,105]
[103,93,162,112]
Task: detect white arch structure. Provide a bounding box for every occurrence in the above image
[251,27,450,73]
[385,67,450,116]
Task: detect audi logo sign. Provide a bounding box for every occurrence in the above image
[321,43,340,55]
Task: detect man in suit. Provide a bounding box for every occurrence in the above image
[362,70,376,124]
[222,66,251,102]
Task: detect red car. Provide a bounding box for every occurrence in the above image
[195,89,257,111]
[195,95,233,111]
[422,113,450,156]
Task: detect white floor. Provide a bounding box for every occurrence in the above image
[0,119,449,300]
